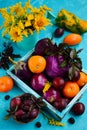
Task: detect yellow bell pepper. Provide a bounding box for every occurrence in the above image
[55,9,87,34]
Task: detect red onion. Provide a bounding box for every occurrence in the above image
[43,88,61,103]
[31,73,47,91]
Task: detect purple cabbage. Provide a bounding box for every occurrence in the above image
[45,55,68,78]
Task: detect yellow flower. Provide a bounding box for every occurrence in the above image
[3,21,10,28]
[9,26,23,42]
[49,119,65,126]
[30,7,40,14]
[40,5,52,15]
[27,14,34,20]
[24,0,32,11]
[43,5,52,11]
[18,21,24,29]
[10,2,24,16]
[25,14,34,27]
[34,15,51,32]
[0,0,52,43]
[0,8,7,17]
[22,30,28,37]
[43,82,51,93]
[25,20,31,27]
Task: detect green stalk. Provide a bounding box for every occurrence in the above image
[9,57,17,65]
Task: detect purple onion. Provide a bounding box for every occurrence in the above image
[43,88,61,103]
[31,73,47,91]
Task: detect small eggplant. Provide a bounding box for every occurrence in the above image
[9,57,32,83]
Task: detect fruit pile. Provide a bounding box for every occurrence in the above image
[11,34,87,113]
[6,93,45,123]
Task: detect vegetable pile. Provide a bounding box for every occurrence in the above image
[11,37,87,113]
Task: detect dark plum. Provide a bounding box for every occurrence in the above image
[21,104,30,112]
[10,97,21,109]
[54,28,64,37]
[52,77,65,90]
[35,38,52,55]
[23,99,33,106]
[72,102,85,115]
[53,98,68,111]
[29,108,39,119]
[21,114,30,123]
[15,109,25,121]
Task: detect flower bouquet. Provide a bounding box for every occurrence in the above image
[0,0,52,49]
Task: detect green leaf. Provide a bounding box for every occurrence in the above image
[70,49,77,59]
[59,60,67,68]
[68,66,75,80]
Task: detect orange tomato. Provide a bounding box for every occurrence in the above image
[63,81,80,98]
[63,33,82,46]
[0,76,14,92]
[77,71,87,87]
[28,55,46,73]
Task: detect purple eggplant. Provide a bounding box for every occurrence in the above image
[35,38,53,55]
[9,57,32,83]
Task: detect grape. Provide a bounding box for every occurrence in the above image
[72,102,85,115]
[54,28,64,37]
